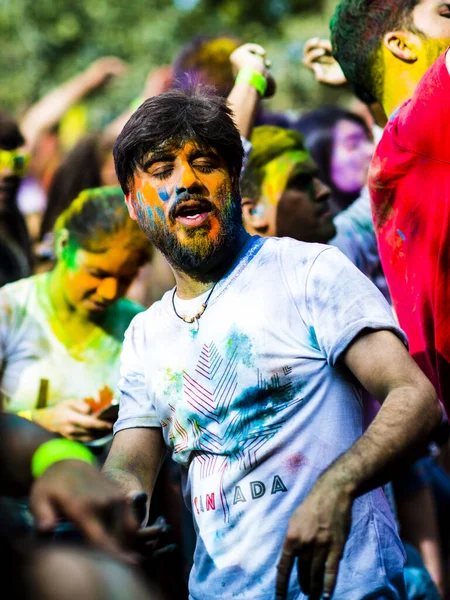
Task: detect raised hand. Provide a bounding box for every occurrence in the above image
[303,38,348,87]
[230,42,276,98]
[84,56,128,88]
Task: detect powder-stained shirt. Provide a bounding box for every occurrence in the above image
[369,49,450,417]
[115,235,406,600]
[0,272,143,411]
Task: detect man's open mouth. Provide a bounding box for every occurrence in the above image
[174,199,213,226]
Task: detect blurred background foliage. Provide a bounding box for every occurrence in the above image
[0,0,349,133]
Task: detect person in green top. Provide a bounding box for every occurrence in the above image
[0,186,152,443]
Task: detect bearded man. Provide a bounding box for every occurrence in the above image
[102,85,441,599]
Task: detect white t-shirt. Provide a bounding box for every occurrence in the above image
[115,236,407,600]
[0,272,143,411]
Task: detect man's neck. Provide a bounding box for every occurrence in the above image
[173,229,250,299]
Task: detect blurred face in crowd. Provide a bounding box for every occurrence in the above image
[55,230,143,318]
[242,150,336,244]
[0,146,29,209]
[125,139,242,274]
[330,119,374,195]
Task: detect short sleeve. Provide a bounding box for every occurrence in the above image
[114,313,161,434]
[304,247,406,366]
[393,49,450,162]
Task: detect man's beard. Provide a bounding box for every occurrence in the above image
[133,189,244,276]
[424,38,450,69]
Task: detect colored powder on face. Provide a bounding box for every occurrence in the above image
[63,241,81,272]
[262,151,312,206]
[158,187,170,202]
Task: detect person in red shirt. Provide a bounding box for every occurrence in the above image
[330,0,450,419]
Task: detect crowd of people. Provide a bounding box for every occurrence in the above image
[1,2,450,599]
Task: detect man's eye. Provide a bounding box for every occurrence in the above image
[287,174,312,190]
[195,163,215,173]
[153,168,173,180]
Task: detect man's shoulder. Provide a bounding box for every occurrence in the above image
[262,236,335,269]
[0,273,42,308]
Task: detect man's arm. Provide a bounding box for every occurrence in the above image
[0,413,139,560]
[227,43,275,140]
[0,412,57,495]
[102,427,166,525]
[20,56,126,152]
[276,330,441,599]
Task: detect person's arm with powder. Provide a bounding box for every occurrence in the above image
[227,43,276,140]
[20,56,127,153]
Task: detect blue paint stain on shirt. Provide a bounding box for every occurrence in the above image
[397,229,406,241]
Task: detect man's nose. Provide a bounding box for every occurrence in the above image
[314,178,331,202]
[175,164,208,196]
[98,277,119,301]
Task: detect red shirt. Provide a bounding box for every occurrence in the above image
[369,50,450,416]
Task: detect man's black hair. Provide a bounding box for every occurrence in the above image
[0,111,25,150]
[113,87,244,196]
[330,0,420,103]
[240,125,309,199]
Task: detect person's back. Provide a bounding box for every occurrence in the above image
[330,0,450,417]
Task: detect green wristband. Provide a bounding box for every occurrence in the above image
[235,67,267,96]
[31,439,95,478]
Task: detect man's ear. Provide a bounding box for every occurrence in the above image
[54,227,70,259]
[241,198,269,234]
[125,192,138,221]
[383,31,420,63]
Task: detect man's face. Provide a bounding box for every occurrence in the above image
[58,232,142,317]
[243,151,336,243]
[413,0,450,64]
[413,0,450,40]
[331,119,374,195]
[126,140,242,274]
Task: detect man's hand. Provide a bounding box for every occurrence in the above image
[230,43,276,98]
[275,477,352,600]
[30,459,139,563]
[83,56,128,89]
[32,399,113,442]
[303,38,347,87]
